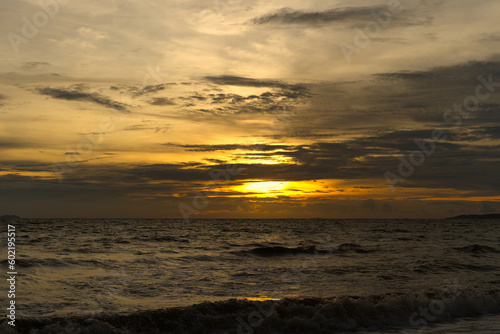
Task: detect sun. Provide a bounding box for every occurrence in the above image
[226,179,341,198]
[239,181,289,195]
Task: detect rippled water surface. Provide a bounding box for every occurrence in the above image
[2,218,499,333]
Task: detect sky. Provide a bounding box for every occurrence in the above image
[1,0,500,218]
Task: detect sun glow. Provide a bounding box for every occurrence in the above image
[230,180,338,198]
[242,181,289,193]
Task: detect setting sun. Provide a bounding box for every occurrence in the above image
[227,180,341,198]
[241,181,289,194]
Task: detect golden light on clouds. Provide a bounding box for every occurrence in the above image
[240,181,289,194]
[231,180,336,198]
[2,0,500,218]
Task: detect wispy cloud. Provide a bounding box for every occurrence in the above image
[204,75,307,91]
[21,62,51,71]
[252,6,387,25]
[164,143,294,152]
[148,97,176,106]
[36,86,130,112]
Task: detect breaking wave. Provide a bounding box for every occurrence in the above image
[4,290,499,334]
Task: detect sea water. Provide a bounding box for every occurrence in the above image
[1,218,499,333]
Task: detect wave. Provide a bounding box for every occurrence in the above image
[1,258,117,269]
[454,244,500,254]
[131,236,189,243]
[370,228,410,233]
[245,243,373,257]
[248,245,321,256]
[335,243,374,254]
[0,258,68,268]
[411,260,498,273]
[3,290,499,334]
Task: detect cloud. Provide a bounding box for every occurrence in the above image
[128,84,174,97]
[252,4,436,27]
[0,140,30,149]
[170,75,312,120]
[36,86,130,112]
[204,75,307,92]
[149,97,175,106]
[252,6,387,25]
[109,84,172,97]
[479,34,500,43]
[124,124,170,134]
[375,60,500,85]
[165,143,294,152]
[156,124,500,192]
[172,76,312,116]
[21,62,51,71]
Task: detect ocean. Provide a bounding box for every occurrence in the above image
[1,218,499,333]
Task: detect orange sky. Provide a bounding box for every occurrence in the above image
[1,0,500,218]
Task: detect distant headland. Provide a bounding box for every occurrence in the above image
[0,215,21,220]
[446,213,500,219]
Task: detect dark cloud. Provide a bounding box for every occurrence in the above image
[149,97,175,106]
[109,84,174,98]
[295,59,500,137]
[375,60,500,85]
[251,3,437,27]
[129,84,173,97]
[155,125,500,192]
[166,126,500,166]
[0,139,34,149]
[252,6,386,25]
[207,91,309,104]
[200,104,290,115]
[204,75,307,92]
[177,79,310,116]
[36,86,130,112]
[3,124,500,215]
[479,34,500,43]
[0,94,6,107]
[0,160,57,173]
